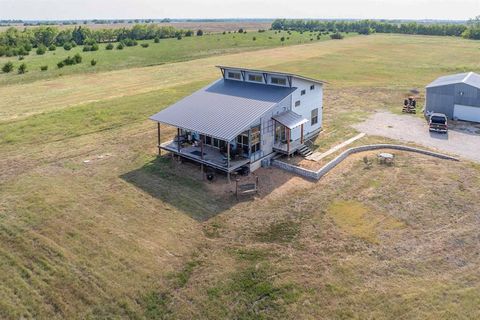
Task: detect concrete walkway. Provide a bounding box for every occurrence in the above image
[306,133,366,161]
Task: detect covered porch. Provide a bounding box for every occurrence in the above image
[272,110,308,155]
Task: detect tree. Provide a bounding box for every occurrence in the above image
[196,29,203,36]
[63,42,72,50]
[17,63,27,74]
[116,43,124,50]
[105,43,114,50]
[238,28,244,33]
[48,44,56,51]
[2,61,14,73]
[73,53,82,64]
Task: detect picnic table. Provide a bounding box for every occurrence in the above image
[377,152,395,165]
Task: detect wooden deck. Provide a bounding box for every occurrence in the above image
[273,139,303,155]
[160,141,250,172]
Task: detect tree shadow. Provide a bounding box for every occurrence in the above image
[120,156,305,222]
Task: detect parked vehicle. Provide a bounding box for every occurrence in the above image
[429,113,448,133]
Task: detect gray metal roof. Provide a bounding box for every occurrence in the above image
[426,72,480,89]
[272,110,308,129]
[150,79,295,141]
[216,65,327,85]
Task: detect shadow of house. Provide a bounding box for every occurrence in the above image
[120,155,307,221]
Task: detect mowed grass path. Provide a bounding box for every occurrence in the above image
[1,34,480,319]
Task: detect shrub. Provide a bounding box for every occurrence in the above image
[154,37,160,43]
[18,55,24,60]
[252,36,256,41]
[258,29,266,33]
[71,41,77,47]
[57,61,64,68]
[36,45,47,55]
[24,43,32,51]
[177,35,182,40]
[2,61,14,73]
[280,36,285,42]
[238,28,244,33]
[73,53,82,64]
[17,63,27,74]
[196,29,204,36]
[49,44,56,51]
[116,43,124,50]
[63,43,72,50]
[330,32,344,39]
[82,45,91,52]
[63,56,75,65]
[141,43,149,48]
[91,43,99,51]
[185,30,193,37]
[40,65,48,71]
[123,38,138,47]
[105,43,114,50]
[17,47,29,56]
[222,31,226,35]
[90,59,97,66]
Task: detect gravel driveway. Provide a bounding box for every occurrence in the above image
[352,111,480,162]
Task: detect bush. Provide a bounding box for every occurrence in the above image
[71,41,77,47]
[63,56,75,65]
[196,29,203,36]
[280,36,285,42]
[238,28,244,33]
[73,53,82,64]
[177,35,182,40]
[63,43,72,50]
[49,44,56,51]
[105,43,114,50]
[24,43,32,51]
[258,29,266,33]
[122,38,138,47]
[91,43,99,51]
[18,55,24,60]
[82,45,91,52]
[116,43,124,50]
[40,65,48,71]
[185,30,193,37]
[2,61,14,73]
[222,31,226,35]
[36,45,47,55]
[90,59,97,66]
[141,43,149,48]
[252,36,256,41]
[17,47,29,56]
[17,63,27,74]
[57,61,64,68]
[330,32,344,39]
[154,37,160,43]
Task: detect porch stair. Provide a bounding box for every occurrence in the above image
[298,144,313,157]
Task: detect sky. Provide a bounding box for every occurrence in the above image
[0,0,479,21]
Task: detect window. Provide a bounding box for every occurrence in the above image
[248,74,263,82]
[311,108,319,126]
[310,85,315,90]
[250,125,261,154]
[271,77,287,86]
[227,71,241,80]
[295,100,301,107]
[301,89,306,95]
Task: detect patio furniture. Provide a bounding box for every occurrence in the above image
[377,152,395,165]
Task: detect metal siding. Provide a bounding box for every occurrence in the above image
[150,79,296,141]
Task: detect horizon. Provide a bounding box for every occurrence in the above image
[1,0,478,21]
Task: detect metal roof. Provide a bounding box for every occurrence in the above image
[150,79,295,141]
[272,110,308,129]
[426,72,480,89]
[216,65,327,85]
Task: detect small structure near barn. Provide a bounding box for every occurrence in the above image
[149,66,325,179]
[425,72,480,123]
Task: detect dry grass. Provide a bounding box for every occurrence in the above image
[1,34,480,318]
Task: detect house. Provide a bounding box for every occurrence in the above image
[426,72,480,123]
[149,66,324,177]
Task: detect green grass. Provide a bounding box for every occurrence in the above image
[0,30,350,85]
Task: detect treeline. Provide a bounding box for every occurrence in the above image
[0,24,193,57]
[271,17,480,40]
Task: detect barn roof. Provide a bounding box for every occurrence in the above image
[426,72,480,89]
[150,79,295,141]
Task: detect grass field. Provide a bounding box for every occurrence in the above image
[0,30,343,86]
[1,34,480,319]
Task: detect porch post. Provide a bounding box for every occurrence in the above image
[200,139,204,179]
[227,141,231,183]
[177,128,181,153]
[300,124,304,144]
[157,122,161,156]
[287,128,291,155]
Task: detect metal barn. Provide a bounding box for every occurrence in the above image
[425,72,480,123]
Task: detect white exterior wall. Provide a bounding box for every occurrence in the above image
[289,78,323,141]
[261,95,291,156]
